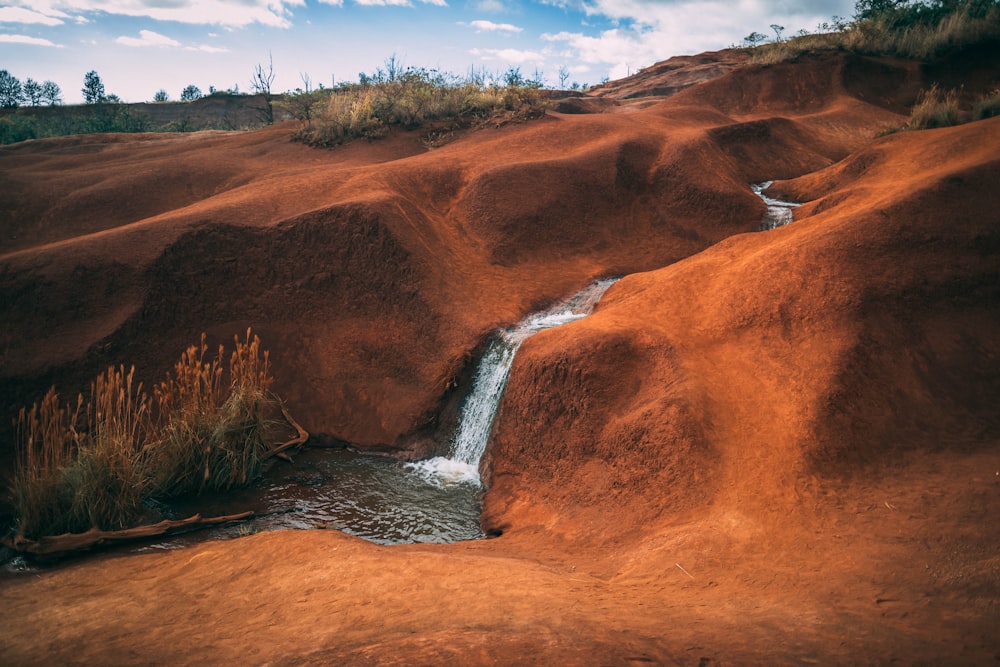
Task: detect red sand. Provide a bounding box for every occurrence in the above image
[1,50,998,664]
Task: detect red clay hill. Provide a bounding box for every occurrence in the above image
[1,48,998,664]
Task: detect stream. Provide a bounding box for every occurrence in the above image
[753,181,800,229]
[139,278,618,550]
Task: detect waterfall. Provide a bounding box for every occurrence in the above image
[752,181,800,230]
[408,278,618,488]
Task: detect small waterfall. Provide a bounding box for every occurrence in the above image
[408,278,618,488]
[753,181,800,230]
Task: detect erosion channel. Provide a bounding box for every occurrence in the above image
[141,278,619,551]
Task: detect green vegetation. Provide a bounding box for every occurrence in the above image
[747,0,1000,64]
[290,60,548,147]
[972,88,1000,119]
[11,330,279,540]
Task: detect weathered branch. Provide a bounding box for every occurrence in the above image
[2,511,253,558]
[265,402,309,459]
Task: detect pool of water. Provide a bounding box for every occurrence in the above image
[138,447,484,550]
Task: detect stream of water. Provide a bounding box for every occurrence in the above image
[129,278,619,550]
[753,181,800,229]
[407,277,618,489]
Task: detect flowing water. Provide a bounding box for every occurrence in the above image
[753,181,800,230]
[126,278,619,552]
[407,277,619,488]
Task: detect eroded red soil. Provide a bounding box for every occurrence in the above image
[1,49,998,664]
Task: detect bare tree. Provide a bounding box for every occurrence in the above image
[251,53,276,125]
[770,24,786,42]
[558,65,570,89]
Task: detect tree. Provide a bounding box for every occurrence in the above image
[250,54,276,124]
[153,89,169,102]
[0,70,23,108]
[180,85,202,101]
[770,23,786,42]
[558,65,570,89]
[854,0,904,20]
[82,70,106,104]
[742,31,768,48]
[41,80,62,105]
[22,78,43,106]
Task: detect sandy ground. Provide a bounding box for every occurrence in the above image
[1,49,998,664]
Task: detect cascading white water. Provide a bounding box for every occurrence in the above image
[408,278,618,488]
[752,181,800,230]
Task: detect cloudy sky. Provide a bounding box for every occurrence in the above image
[1,0,855,104]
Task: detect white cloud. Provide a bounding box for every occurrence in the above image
[470,47,547,64]
[353,0,447,5]
[467,19,522,33]
[543,0,853,77]
[472,0,509,11]
[318,0,345,5]
[0,7,65,25]
[116,29,182,48]
[2,1,308,29]
[0,34,63,47]
[186,44,229,53]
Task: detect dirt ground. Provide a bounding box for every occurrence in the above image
[1,49,998,664]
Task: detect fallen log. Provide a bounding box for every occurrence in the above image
[2,511,254,559]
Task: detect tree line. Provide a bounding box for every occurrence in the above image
[0,69,213,109]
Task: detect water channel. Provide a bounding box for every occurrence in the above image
[139,278,619,550]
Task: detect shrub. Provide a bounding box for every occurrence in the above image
[973,88,1000,119]
[294,62,549,147]
[906,84,962,129]
[10,330,280,540]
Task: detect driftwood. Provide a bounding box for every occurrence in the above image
[265,402,309,460]
[2,511,254,558]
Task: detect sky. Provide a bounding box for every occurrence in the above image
[1,1,856,104]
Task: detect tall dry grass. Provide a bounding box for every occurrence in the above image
[749,1,1000,65]
[10,330,278,540]
[294,65,548,147]
[12,367,150,537]
[906,84,962,129]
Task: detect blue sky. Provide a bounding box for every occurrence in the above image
[1,1,855,104]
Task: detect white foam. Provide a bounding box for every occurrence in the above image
[406,457,481,488]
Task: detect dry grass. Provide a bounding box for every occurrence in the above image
[12,368,150,538]
[294,66,548,147]
[749,3,1000,65]
[905,84,962,130]
[148,332,274,495]
[10,330,278,540]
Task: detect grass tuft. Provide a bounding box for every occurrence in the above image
[906,84,962,130]
[10,330,280,540]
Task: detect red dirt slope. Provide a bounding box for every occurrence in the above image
[0,51,916,455]
[1,49,998,665]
